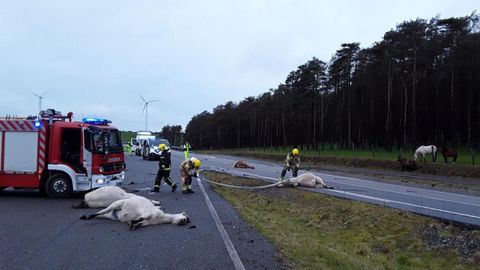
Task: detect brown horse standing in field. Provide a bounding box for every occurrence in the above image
[439,147,458,164]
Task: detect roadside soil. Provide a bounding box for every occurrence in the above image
[204,172,480,268]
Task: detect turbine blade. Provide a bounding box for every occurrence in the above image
[139,94,146,103]
[32,92,40,98]
[41,91,48,97]
[141,104,146,115]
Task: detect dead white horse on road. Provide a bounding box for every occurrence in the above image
[413,145,437,162]
[80,195,190,230]
[73,186,161,208]
[281,173,330,188]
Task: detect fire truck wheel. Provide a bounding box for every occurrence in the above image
[45,174,73,198]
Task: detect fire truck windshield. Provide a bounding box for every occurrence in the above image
[85,128,123,154]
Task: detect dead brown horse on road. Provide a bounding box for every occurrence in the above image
[439,147,458,164]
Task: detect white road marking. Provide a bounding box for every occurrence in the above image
[315,170,480,199]
[206,166,480,220]
[320,174,480,208]
[328,189,480,220]
[196,178,246,270]
[214,166,480,208]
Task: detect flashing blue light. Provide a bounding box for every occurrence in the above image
[34,120,42,128]
[82,117,111,125]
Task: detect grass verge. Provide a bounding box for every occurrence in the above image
[204,171,480,270]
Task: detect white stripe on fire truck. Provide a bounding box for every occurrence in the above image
[24,121,35,131]
[4,120,18,131]
[37,126,47,173]
[13,120,26,131]
[18,120,33,131]
[0,121,9,131]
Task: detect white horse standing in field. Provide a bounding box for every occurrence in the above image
[413,145,437,162]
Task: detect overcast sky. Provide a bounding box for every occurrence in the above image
[0,1,477,131]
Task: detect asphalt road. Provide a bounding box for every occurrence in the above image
[0,153,284,270]
[195,151,480,227]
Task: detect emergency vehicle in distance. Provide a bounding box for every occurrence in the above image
[0,109,125,197]
[130,131,155,156]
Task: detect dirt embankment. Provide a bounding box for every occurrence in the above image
[230,152,480,179]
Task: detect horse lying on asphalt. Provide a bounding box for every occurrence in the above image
[234,160,255,169]
[80,195,190,230]
[279,173,332,189]
[73,186,161,209]
[414,145,437,162]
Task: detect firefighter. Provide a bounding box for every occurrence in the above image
[180,157,201,194]
[279,148,300,185]
[124,142,133,156]
[152,144,177,193]
[183,141,191,160]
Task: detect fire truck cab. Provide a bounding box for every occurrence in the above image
[0,109,125,197]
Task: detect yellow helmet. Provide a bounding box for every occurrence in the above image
[292,148,299,156]
[192,157,201,169]
[159,143,167,151]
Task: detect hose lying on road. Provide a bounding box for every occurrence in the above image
[199,177,287,190]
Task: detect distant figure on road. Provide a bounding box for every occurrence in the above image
[152,144,177,193]
[279,148,300,184]
[180,157,201,194]
[183,141,191,160]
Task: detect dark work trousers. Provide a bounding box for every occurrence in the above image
[154,170,176,191]
[280,166,298,180]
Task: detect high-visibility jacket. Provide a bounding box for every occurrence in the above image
[285,152,300,167]
[180,158,197,178]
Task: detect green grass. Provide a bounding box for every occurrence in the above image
[205,172,480,270]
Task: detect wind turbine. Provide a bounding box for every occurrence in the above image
[140,95,159,131]
[32,91,48,113]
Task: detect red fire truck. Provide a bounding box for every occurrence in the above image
[0,109,125,197]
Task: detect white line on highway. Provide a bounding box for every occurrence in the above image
[206,167,480,220]
[328,189,480,220]
[196,178,246,270]
[314,170,480,200]
[219,166,480,208]
[320,174,480,208]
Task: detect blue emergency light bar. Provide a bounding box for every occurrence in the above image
[34,120,42,128]
[82,117,112,125]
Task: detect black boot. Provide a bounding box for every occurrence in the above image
[171,184,177,192]
[187,189,194,193]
